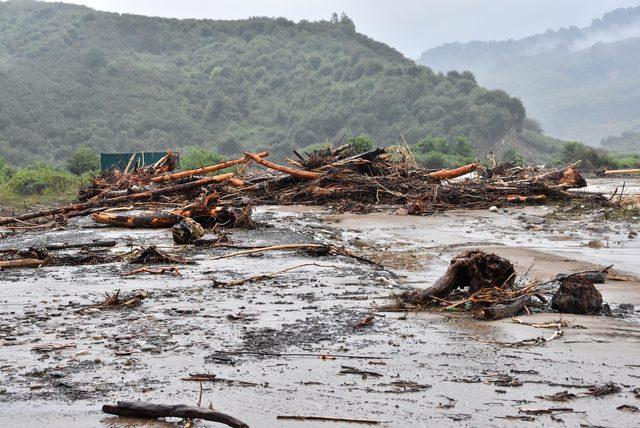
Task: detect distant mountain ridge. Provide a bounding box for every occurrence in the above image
[418,6,640,150]
[0,0,545,165]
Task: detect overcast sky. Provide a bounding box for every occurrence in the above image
[41,0,640,58]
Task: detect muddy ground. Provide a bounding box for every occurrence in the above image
[0,179,639,427]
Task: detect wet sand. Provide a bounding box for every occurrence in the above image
[0,202,639,427]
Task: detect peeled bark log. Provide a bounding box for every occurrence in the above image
[505,194,548,203]
[92,212,183,228]
[402,250,515,304]
[151,152,268,183]
[603,168,640,175]
[102,401,248,428]
[244,152,321,180]
[105,173,234,204]
[0,258,46,269]
[429,163,481,180]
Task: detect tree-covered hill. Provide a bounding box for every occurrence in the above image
[418,6,640,149]
[0,0,533,165]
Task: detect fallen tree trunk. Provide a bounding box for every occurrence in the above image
[244,152,321,180]
[152,152,269,183]
[429,163,481,181]
[102,401,248,428]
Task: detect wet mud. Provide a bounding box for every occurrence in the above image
[1,188,639,426]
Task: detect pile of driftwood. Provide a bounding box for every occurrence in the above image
[0,144,598,231]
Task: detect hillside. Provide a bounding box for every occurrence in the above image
[0,0,537,165]
[418,6,640,149]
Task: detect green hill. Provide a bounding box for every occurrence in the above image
[418,6,640,149]
[0,0,536,165]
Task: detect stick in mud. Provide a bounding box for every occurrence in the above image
[217,262,339,287]
[277,415,382,425]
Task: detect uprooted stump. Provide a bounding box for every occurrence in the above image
[172,218,205,244]
[551,277,603,314]
[402,250,516,304]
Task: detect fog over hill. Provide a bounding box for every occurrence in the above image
[419,6,640,151]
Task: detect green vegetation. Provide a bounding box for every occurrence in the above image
[411,136,475,168]
[500,147,525,165]
[66,145,100,175]
[0,1,531,166]
[178,147,225,171]
[0,158,82,208]
[553,141,640,171]
[345,135,373,155]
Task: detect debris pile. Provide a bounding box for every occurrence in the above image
[0,145,597,232]
[382,250,610,319]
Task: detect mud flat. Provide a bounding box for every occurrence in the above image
[0,201,639,427]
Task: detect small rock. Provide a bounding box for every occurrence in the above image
[489,206,499,213]
[629,230,638,239]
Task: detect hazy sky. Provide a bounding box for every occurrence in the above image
[41,0,640,58]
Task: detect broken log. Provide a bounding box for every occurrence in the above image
[102,401,248,428]
[402,250,516,304]
[484,297,528,319]
[506,194,548,203]
[603,168,640,176]
[244,152,321,180]
[429,163,481,180]
[151,152,269,183]
[92,212,183,228]
[105,173,234,204]
[0,258,46,269]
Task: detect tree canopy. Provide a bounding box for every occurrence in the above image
[0,1,529,166]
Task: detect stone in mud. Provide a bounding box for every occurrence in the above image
[172,218,204,244]
[552,278,603,314]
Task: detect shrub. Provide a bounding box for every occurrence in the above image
[559,141,613,170]
[66,146,99,175]
[501,147,525,165]
[346,134,374,154]
[0,156,10,183]
[7,163,78,196]
[412,135,476,168]
[179,147,225,171]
